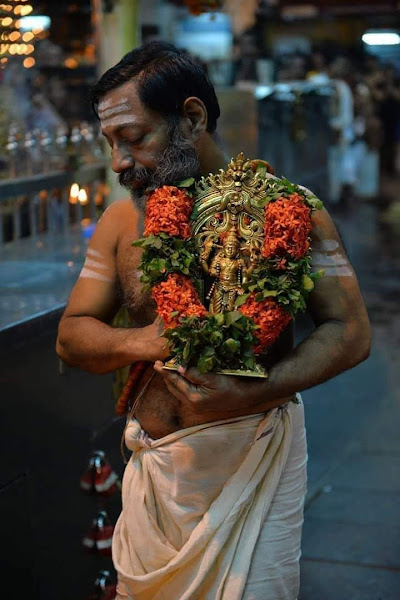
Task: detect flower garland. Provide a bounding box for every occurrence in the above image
[133,173,323,374]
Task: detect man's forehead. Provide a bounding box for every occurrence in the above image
[98,81,141,119]
[98,92,137,121]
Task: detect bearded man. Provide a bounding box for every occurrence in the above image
[56,42,370,600]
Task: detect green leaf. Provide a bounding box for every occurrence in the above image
[262,289,278,298]
[176,177,195,188]
[225,311,242,326]
[280,176,296,192]
[224,338,241,353]
[302,275,314,291]
[183,341,191,361]
[255,164,267,177]
[234,294,249,307]
[214,313,225,326]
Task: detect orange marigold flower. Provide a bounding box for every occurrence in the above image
[144,186,193,239]
[239,294,292,353]
[263,193,312,261]
[152,273,207,329]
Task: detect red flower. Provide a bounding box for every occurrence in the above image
[144,186,193,239]
[152,273,208,329]
[239,294,292,353]
[263,193,311,261]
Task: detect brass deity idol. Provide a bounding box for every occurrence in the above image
[164,153,272,377]
[193,152,270,308]
[202,224,252,313]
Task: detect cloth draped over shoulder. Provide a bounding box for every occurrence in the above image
[113,404,295,600]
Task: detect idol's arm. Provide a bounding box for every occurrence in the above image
[155,208,371,413]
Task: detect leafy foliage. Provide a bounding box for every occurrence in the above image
[258,176,324,211]
[235,256,324,316]
[164,311,259,373]
[132,233,201,290]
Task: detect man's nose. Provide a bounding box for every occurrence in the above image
[111,147,135,173]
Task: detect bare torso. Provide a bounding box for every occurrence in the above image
[114,199,294,438]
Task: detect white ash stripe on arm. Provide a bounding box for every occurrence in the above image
[311,239,354,277]
[79,268,113,283]
[84,257,110,270]
[87,248,105,258]
[79,248,114,282]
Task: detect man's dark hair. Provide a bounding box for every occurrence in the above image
[90,41,220,133]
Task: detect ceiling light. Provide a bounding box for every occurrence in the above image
[362,32,400,46]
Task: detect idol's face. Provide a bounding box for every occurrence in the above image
[98,79,170,186]
[225,242,238,258]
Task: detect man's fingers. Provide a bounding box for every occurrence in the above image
[154,362,203,404]
[154,362,190,394]
[177,366,217,387]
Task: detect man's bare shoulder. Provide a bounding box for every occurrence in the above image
[96,198,140,243]
[99,198,137,225]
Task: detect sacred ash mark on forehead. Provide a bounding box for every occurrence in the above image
[98,95,130,113]
[98,97,136,129]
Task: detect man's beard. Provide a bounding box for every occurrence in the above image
[118,119,202,210]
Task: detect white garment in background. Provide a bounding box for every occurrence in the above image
[113,400,307,600]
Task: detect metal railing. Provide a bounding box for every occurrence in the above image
[0,162,108,244]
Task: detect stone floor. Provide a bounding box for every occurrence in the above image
[299,176,400,599]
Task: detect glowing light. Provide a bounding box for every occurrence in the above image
[22,31,33,41]
[25,43,34,53]
[64,57,78,69]
[9,31,21,41]
[69,183,80,204]
[9,43,18,54]
[1,33,8,41]
[1,17,12,26]
[78,189,88,205]
[1,44,10,54]
[23,56,35,67]
[19,15,50,31]
[14,5,22,14]
[70,183,79,196]
[20,4,33,16]
[362,32,400,46]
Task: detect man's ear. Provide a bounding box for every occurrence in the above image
[182,97,208,140]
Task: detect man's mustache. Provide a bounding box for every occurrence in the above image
[118,167,154,189]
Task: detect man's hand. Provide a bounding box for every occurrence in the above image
[153,362,290,416]
[132,318,170,363]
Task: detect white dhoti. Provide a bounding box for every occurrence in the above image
[113,399,307,600]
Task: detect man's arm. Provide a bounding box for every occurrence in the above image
[56,201,168,374]
[155,208,371,412]
[263,207,370,397]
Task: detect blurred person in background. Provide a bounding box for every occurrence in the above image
[327,56,357,207]
[368,64,400,175]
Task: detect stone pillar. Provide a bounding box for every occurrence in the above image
[92,0,140,204]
